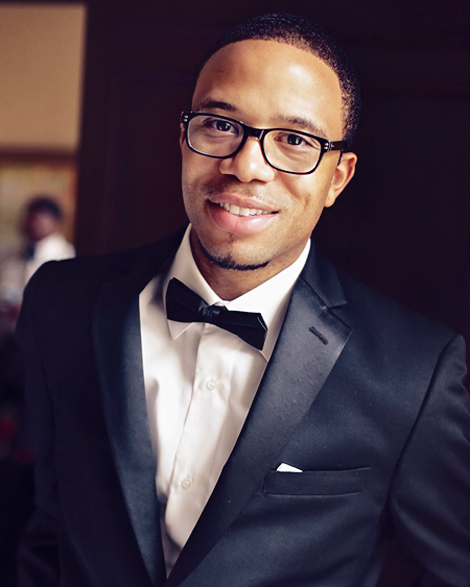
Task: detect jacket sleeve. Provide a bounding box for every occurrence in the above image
[388,334,470,587]
[16,268,61,586]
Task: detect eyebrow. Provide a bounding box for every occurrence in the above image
[194,98,329,138]
[277,115,328,139]
[194,99,237,113]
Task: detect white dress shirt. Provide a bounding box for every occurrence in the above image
[139,226,310,573]
[0,232,75,305]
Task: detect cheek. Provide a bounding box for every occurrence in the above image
[180,164,197,217]
[181,157,200,202]
[182,152,217,192]
[287,177,328,213]
[285,178,332,233]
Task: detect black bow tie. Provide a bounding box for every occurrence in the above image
[166,278,267,350]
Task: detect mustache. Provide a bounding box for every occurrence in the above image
[199,179,283,207]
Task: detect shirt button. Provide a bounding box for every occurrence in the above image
[205,377,216,391]
[181,475,193,490]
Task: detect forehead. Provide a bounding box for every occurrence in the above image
[192,39,344,138]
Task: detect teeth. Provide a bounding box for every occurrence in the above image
[220,202,270,216]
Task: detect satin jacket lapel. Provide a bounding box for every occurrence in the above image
[167,242,352,587]
[92,231,184,586]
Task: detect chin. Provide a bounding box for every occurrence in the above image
[199,238,270,272]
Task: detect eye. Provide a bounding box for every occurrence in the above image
[286,134,305,146]
[213,119,234,132]
[202,117,239,135]
[274,131,319,150]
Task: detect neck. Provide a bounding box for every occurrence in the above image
[196,262,275,301]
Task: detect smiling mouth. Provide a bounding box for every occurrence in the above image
[218,202,275,217]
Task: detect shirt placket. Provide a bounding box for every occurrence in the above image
[164,324,234,549]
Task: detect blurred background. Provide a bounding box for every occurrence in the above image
[0,1,469,585]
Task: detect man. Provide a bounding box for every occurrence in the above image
[17,13,470,587]
[0,196,75,336]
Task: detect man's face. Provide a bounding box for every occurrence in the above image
[180,39,356,284]
[23,210,60,242]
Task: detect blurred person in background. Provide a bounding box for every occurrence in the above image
[0,195,75,336]
[0,195,75,447]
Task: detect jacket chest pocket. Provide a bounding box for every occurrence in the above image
[263,467,370,496]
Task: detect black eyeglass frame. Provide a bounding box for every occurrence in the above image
[181,111,347,175]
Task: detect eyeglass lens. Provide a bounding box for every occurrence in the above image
[187,114,323,174]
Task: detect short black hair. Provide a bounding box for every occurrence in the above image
[26,196,64,221]
[191,13,361,147]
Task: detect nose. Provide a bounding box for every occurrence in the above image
[218,137,276,183]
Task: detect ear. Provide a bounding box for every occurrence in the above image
[325,151,357,207]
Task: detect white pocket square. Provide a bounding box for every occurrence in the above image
[276,463,303,473]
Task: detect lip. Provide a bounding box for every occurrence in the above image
[207,192,276,214]
[207,198,278,236]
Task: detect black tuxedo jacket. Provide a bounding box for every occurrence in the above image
[17,228,470,586]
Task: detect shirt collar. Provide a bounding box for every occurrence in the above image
[164,225,310,360]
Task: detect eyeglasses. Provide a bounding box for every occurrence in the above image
[181,111,347,175]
